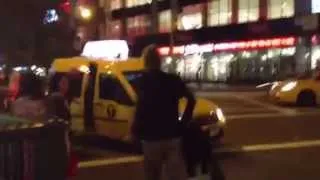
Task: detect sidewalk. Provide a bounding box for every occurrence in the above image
[187,83,268,92]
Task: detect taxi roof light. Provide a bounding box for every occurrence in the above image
[81,40,129,61]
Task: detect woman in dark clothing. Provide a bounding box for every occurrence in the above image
[47,75,71,122]
[47,73,78,179]
[182,122,225,180]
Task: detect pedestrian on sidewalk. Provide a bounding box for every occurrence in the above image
[131,44,196,180]
[47,75,72,122]
[11,71,47,121]
[47,72,80,179]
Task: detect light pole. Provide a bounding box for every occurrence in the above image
[169,0,178,56]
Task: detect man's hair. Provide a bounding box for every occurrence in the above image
[19,71,44,99]
[142,44,161,71]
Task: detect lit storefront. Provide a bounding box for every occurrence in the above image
[132,7,320,83]
[157,37,307,83]
[311,35,320,69]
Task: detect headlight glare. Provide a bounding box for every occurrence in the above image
[215,108,226,124]
[271,82,279,90]
[280,81,297,92]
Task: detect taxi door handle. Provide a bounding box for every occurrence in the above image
[73,99,81,104]
[94,102,103,107]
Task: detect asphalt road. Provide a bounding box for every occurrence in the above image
[74,91,320,180]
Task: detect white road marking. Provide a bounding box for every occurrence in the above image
[227,111,320,120]
[215,139,320,153]
[196,91,265,97]
[222,107,274,113]
[79,139,320,168]
[231,94,297,116]
[79,155,143,168]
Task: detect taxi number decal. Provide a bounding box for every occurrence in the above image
[106,105,116,119]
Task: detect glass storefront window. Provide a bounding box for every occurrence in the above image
[178,4,203,31]
[238,0,259,23]
[127,15,150,37]
[126,0,151,8]
[110,0,122,10]
[159,10,172,33]
[160,47,297,83]
[207,53,234,81]
[208,0,232,26]
[268,0,294,19]
[312,46,320,69]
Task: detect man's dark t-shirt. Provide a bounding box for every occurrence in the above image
[133,71,191,141]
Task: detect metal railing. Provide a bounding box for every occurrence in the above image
[0,119,69,180]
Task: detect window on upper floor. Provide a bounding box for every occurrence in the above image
[208,0,232,27]
[268,0,294,19]
[159,10,172,33]
[110,0,122,10]
[238,0,259,23]
[126,0,151,8]
[107,20,122,39]
[178,4,204,31]
[127,15,150,37]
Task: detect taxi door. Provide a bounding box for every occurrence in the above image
[69,73,87,132]
[314,74,320,103]
[93,72,135,140]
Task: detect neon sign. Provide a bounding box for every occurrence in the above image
[214,37,296,51]
[157,37,296,56]
[157,44,214,56]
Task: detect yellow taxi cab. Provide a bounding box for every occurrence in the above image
[269,72,320,106]
[49,57,226,141]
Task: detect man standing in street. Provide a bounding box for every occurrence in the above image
[132,44,196,180]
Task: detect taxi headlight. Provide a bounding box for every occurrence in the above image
[211,108,226,125]
[280,81,297,92]
[271,82,279,91]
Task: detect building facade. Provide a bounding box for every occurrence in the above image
[98,0,320,83]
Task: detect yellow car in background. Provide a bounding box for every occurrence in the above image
[50,57,226,142]
[269,74,320,106]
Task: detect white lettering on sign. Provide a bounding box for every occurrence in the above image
[184,44,199,55]
[157,43,214,56]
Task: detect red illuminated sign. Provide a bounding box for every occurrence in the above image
[157,37,297,56]
[60,1,71,14]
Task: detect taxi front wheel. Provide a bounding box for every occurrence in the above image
[297,90,316,107]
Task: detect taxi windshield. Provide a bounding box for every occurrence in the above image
[123,71,143,93]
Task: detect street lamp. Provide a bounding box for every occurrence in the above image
[79,6,92,20]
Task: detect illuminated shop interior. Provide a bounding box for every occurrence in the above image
[158,36,319,83]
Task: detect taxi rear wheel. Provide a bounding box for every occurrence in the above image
[297,90,316,107]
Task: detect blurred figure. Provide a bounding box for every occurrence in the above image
[132,44,196,180]
[182,122,225,180]
[47,75,71,122]
[47,73,79,179]
[11,71,46,121]
[4,71,21,111]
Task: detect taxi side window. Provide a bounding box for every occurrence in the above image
[49,73,83,97]
[99,74,133,105]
